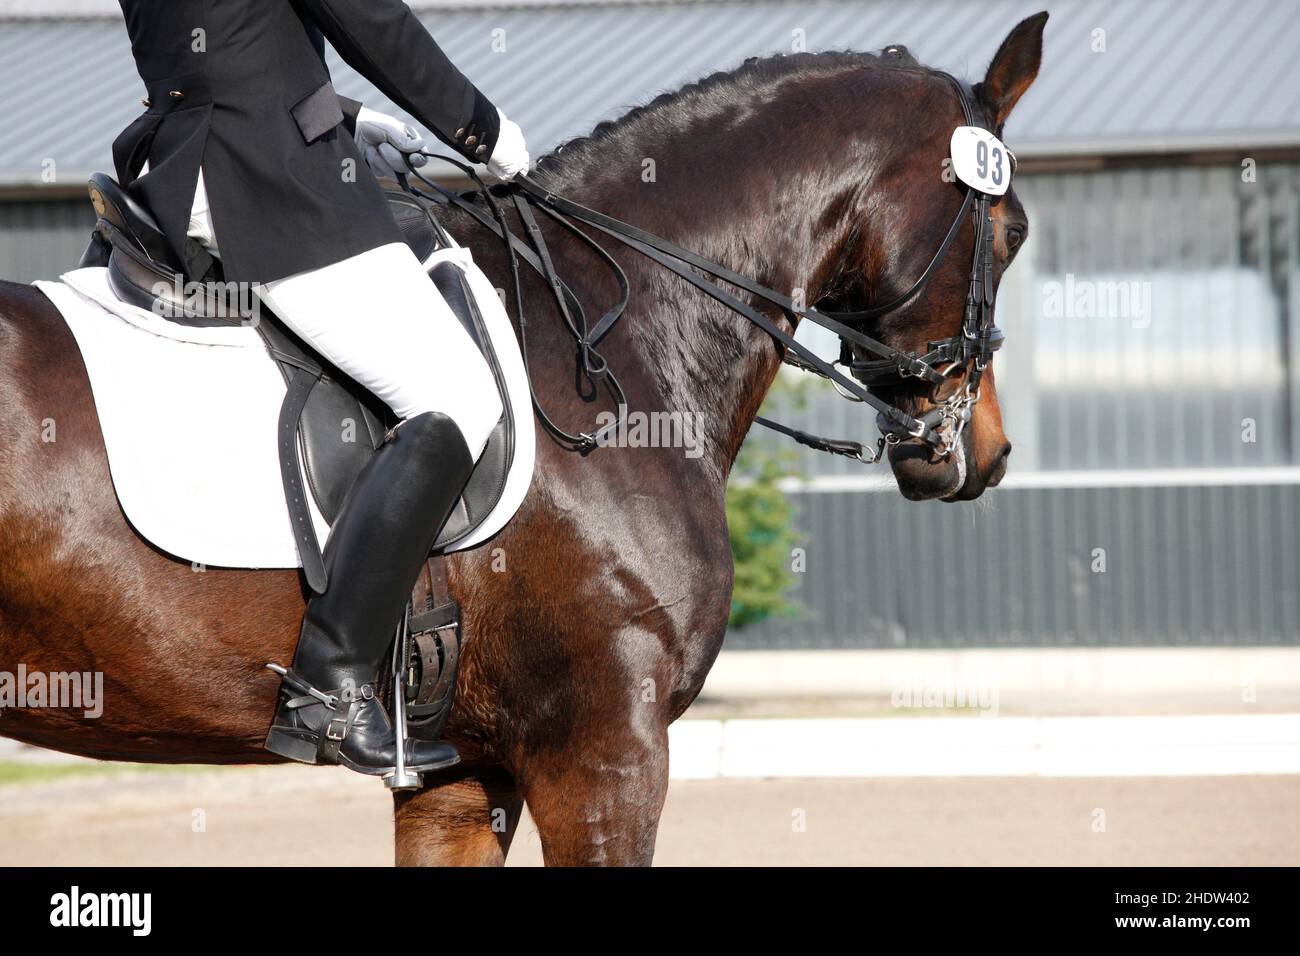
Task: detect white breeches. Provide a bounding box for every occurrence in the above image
[187,170,503,457]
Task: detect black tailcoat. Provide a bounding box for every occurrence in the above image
[112,0,500,282]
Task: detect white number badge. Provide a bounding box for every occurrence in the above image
[950,126,1012,196]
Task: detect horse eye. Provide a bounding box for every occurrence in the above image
[1005,226,1024,252]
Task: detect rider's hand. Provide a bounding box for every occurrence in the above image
[487,110,530,180]
[354,106,427,182]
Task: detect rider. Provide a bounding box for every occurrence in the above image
[111,1,530,776]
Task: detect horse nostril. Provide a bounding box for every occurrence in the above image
[982,441,1013,489]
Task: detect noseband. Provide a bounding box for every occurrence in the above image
[406,71,1006,464]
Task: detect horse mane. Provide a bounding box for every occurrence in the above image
[534,46,937,178]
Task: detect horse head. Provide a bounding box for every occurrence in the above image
[528,14,1047,502]
[809,13,1046,500]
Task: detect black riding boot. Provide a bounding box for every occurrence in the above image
[265,411,474,775]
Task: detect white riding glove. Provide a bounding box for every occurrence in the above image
[354,106,428,182]
[487,109,530,180]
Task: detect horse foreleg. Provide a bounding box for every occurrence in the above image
[392,764,523,866]
[517,726,670,867]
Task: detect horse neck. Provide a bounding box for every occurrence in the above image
[551,156,854,480]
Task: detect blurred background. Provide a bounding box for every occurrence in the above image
[1,0,1298,865]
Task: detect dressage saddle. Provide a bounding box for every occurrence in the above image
[78,172,515,586]
[78,172,517,743]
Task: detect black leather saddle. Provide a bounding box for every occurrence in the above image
[79,173,515,590]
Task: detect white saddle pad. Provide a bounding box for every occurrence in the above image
[34,247,534,570]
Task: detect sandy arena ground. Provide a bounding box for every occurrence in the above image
[0,765,1296,866]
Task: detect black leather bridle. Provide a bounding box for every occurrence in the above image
[405,71,1005,464]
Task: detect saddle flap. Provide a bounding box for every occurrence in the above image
[428,258,513,551]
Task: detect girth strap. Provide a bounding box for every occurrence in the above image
[403,556,464,732]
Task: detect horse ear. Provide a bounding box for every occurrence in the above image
[979,12,1048,128]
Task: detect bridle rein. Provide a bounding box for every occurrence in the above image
[406,70,1006,465]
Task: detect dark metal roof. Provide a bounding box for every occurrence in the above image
[2,0,1297,184]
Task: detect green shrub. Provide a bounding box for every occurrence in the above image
[726,375,809,629]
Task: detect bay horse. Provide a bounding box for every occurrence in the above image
[0,13,1045,865]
